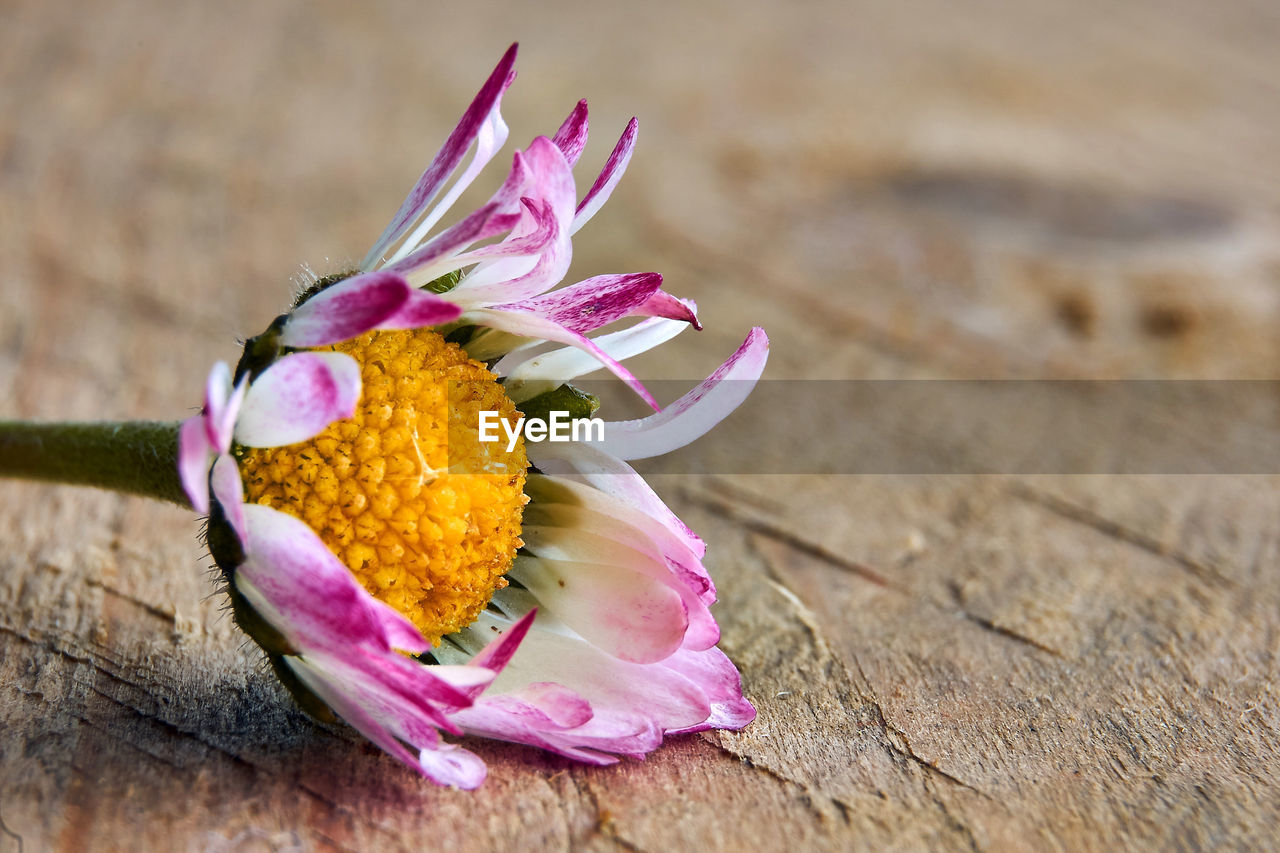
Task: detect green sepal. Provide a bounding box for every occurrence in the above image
[292,269,358,309]
[443,324,481,346]
[205,497,297,658]
[205,498,246,574]
[268,653,337,724]
[234,314,289,383]
[226,578,297,658]
[424,269,463,294]
[516,384,601,424]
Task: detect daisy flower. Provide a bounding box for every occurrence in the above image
[1,44,767,789]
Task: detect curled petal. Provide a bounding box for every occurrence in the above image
[595,328,769,459]
[572,118,637,235]
[503,682,595,728]
[234,352,361,448]
[510,556,688,664]
[387,97,512,267]
[415,743,489,790]
[448,137,576,304]
[520,518,718,651]
[387,202,525,284]
[450,197,560,268]
[393,147,534,278]
[552,99,590,167]
[663,647,756,734]
[286,656,488,788]
[235,504,428,656]
[474,611,711,733]
[209,454,246,542]
[295,648,465,733]
[467,608,538,674]
[202,362,235,451]
[281,272,459,348]
[524,442,705,559]
[499,315,693,401]
[523,473,712,600]
[634,290,701,329]
[177,416,213,513]
[491,272,665,335]
[363,44,517,268]
[465,306,660,410]
[286,656,432,771]
[451,698,662,765]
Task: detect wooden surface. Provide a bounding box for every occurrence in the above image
[3,0,1280,850]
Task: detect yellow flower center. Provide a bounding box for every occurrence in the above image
[239,328,528,645]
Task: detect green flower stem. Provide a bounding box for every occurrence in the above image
[0,420,190,507]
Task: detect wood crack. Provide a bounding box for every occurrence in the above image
[84,577,175,624]
[0,802,23,853]
[944,580,1066,659]
[957,609,1066,658]
[1009,483,1232,586]
[680,487,896,589]
[875,709,990,799]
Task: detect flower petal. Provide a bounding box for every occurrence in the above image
[465,306,660,410]
[202,362,233,450]
[362,44,517,268]
[634,290,701,329]
[414,742,489,790]
[386,97,512,268]
[235,504,421,654]
[444,196,559,269]
[296,647,463,733]
[286,655,490,788]
[475,610,712,732]
[520,517,719,651]
[571,117,637,235]
[466,608,538,674]
[450,696,663,765]
[234,352,361,448]
[663,647,756,734]
[523,442,705,559]
[282,271,409,347]
[490,272,665,335]
[552,99,590,167]
[523,474,712,600]
[209,454,246,542]
[447,137,576,304]
[510,556,688,664]
[499,315,693,402]
[285,656,428,770]
[507,682,595,728]
[177,416,213,513]
[385,148,534,282]
[378,287,463,330]
[594,327,769,459]
[281,271,457,348]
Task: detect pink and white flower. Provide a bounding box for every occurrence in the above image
[180,43,767,787]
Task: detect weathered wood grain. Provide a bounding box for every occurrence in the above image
[2,0,1279,850]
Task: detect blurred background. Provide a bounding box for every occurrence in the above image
[4,0,1278,416]
[2,0,1279,849]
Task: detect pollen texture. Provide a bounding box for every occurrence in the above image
[239,328,528,645]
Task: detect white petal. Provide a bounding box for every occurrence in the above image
[509,556,687,664]
[234,352,361,448]
[499,316,691,401]
[593,328,769,460]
